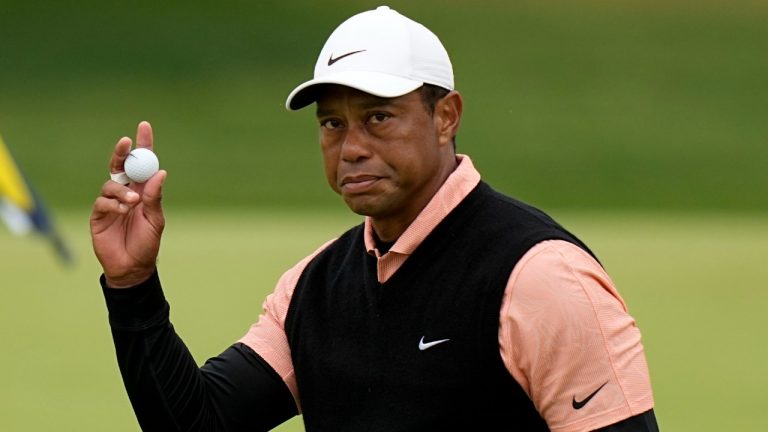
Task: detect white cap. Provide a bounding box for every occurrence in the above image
[285,6,454,110]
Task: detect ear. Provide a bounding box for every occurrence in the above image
[434,91,463,148]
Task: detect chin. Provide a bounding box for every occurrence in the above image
[343,196,382,217]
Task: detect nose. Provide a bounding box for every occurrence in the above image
[340,124,372,163]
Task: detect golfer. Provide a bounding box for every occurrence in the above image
[91,6,658,431]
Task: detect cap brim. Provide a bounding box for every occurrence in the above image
[285,71,423,110]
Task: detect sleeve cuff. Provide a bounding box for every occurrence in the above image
[100,269,170,331]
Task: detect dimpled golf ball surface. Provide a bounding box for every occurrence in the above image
[124,148,159,183]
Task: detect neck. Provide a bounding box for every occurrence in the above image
[371,216,413,243]
[371,154,458,243]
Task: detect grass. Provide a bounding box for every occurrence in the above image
[1,208,766,431]
[0,0,766,211]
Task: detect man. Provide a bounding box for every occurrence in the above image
[91,6,658,431]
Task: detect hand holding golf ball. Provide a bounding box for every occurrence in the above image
[93,121,168,288]
[124,148,160,183]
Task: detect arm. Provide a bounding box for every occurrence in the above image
[103,271,296,431]
[91,122,296,430]
[594,409,658,431]
[499,240,656,432]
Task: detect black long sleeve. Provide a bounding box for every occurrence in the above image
[595,409,659,432]
[101,271,297,431]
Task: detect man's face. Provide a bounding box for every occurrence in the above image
[315,85,452,228]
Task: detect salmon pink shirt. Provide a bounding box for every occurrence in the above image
[241,155,654,432]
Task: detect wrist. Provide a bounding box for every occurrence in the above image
[101,270,168,331]
[105,268,156,289]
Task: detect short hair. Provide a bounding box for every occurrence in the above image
[420,84,456,148]
[420,84,451,114]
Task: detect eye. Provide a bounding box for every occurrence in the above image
[320,118,344,130]
[367,112,390,124]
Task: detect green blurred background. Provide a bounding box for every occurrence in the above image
[1,0,766,430]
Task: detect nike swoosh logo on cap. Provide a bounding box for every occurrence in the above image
[572,382,608,410]
[418,336,450,351]
[327,49,367,66]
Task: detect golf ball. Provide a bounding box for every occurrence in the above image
[124,148,160,183]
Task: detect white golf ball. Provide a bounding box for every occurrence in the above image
[124,148,160,183]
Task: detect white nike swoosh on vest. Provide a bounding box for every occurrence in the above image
[419,336,450,351]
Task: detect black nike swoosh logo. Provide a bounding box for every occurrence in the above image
[327,49,366,66]
[572,382,608,410]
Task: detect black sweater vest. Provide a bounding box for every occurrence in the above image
[285,182,595,431]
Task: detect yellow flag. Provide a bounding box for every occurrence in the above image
[0,133,34,211]
[0,132,73,264]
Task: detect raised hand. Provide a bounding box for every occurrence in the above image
[90,121,167,288]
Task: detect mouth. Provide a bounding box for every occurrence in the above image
[340,175,381,194]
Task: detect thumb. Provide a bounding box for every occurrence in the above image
[142,169,167,226]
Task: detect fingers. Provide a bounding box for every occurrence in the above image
[91,196,131,217]
[135,121,153,150]
[100,179,141,204]
[108,121,153,176]
[98,121,161,219]
[141,170,167,216]
[109,137,133,174]
[91,179,145,224]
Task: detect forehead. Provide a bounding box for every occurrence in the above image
[315,85,421,115]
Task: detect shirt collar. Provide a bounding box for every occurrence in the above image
[364,154,481,257]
